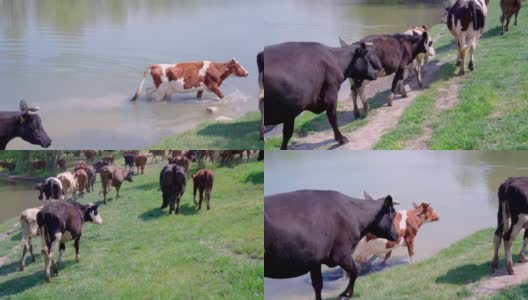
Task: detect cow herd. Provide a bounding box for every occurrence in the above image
[12,150,259,283]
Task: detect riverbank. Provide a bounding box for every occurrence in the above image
[265,0,528,150]
[0,159,263,299]
[153,112,263,150]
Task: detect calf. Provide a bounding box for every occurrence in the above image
[403,26,436,88]
[86,165,96,192]
[74,169,88,198]
[447,0,489,75]
[492,177,528,275]
[130,59,249,101]
[32,160,46,170]
[100,165,134,205]
[57,159,66,171]
[265,190,398,300]
[168,156,190,173]
[160,164,187,214]
[134,154,147,175]
[57,172,77,200]
[353,201,439,263]
[83,150,96,162]
[257,51,264,140]
[19,206,43,271]
[0,100,52,150]
[339,31,430,116]
[500,0,522,34]
[37,201,102,282]
[123,154,135,170]
[192,169,214,210]
[263,42,380,149]
[36,177,64,200]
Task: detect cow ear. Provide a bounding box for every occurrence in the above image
[384,195,393,207]
[19,100,29,112]
[364,191,374,201]
[421,31,428,42]
[422,25,427,31]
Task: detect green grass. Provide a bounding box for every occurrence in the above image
[339,228,524,300]
[0,156,263,299]
[153,112,263,150]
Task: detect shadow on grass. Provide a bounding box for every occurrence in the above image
[139,202,198,220]
[196,119,261,148]
[0,271,42,297]
[130,181,160,191]
[138,207,165,221]
[435,260,493,285]
[244,171,264,185]
[10,231,21,241]
[482,26,503,39]
[0,259,22,276]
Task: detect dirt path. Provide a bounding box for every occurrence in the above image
[469,263,528,298]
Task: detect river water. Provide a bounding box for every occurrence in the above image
[0,178,40,223]
[264,151,528,299]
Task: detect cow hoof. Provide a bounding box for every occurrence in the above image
[45,274,51,283]
[19,265,24,272]
[468,63,474,71]
[458,70,465,76]
[456,60,462,67]
[354,110,360,118]
[519,255,526,263]
[337,137,350,145]
[506,262,515,275]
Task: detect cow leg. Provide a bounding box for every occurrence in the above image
[197,91,204,99]
[259,98,265,140]
[281,119,294,150]
[206,189,211,210]
[350,81,360,118]
[168,196,175,214]
[406,237,415,263]
[501,14,506,35]
[504,215,525,275]
[209,85,225,99]
[468,44,475,72]
[74,237,81,262]
[176,196,181,214]
[518,229,528,263]
[193,185,198,207]
[325,86,348,145]
[57,243,65,271]
[505,16,511,32]
[416,63,423,89]
[116,185,121,199]
[514,11,519,26]
[338,256,358,299]
[198,188,204,210]
[310,266,323,300]
[358,83,369,115]
[383,250,392,264]
[29,240,35,262]
[457,43,466,76]
[492,226,504,272]
[19,241,28,271]
[47,233,60,281]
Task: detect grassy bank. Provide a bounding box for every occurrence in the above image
[344,228,524,300]
[153,112,263,150]
[377,1,528,149]
[0,157,263,299]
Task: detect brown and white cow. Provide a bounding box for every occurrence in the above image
[404,26,436,88]
[19,206,43,271]
[353,200,439,263]
[130,59,249,101]
[100,166,134,205]
[500,0,522,34]
[57,172,77,200]
[447,0,489,75]
[74,169,88,198]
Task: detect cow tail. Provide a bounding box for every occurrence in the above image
[498,178,513,235]
[130,66,151,101]
[469,1,478,31]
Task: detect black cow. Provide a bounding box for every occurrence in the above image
[263,42,381,149]
[265,190,398,300]
[37,201,102,282]
[257,51,264,140]
[339,31,430,117]
[124,154,135,170]
[36,177,64,200]
[160,164,187,214]
[92,160,109,173]
[86,165,96,192]
[447,0,489,75]
[0,100,52,150]
[492,177,528,275]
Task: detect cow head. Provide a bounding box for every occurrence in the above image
[411,31,434,58]
[83,203,103,224]
[413,202,440,222]
[124,170,134,182]
[366,194,399,242]
[228,58,249,77]
[16,100,52,148]
[35,183,44,200]
[345,42,382,81]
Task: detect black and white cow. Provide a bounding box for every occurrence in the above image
[447,0,489,75]
[339,31,431,117]
[160,164,187,214]
[265,190,399,299]
[0,100,52,150]
[492,177,528,275]
[264,42,381,150]
[37,201,102,282]
[36,177,64,200]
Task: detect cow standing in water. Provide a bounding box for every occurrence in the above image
[447,0,489,75]
[265,190,398,299]
[492,177,528,275]
[130,59,249,101]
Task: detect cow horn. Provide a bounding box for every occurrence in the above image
[27,107,39,115]
[364,42,374,46]
[364,191,374,201]
[393,200,400,205]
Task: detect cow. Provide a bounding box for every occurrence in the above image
[265,190,398,300]
[83,150,97,162]
[32,160,46,170]
[123,154,135,170]
[37,201,102,282]
[339,31,431,117]
[149,150,166,163]
[353,202,439,263]
[130,59,249,101]
[92,160,109,173]
[257,150,264,161]
[134,154,148,175]
[170,150,183,158]
[491,177,528,275]
[57,172,77,200]
[0,100,52,150]
[447,0,489,75]
[86,165,96,193]
[74,169,88,198]
[220,150,249,164]
[263,42,381,150]
[100,165,134,205]
[57,159,66,171]
[500,0,522,34]
[403,26,436,88]
[102,155,114,165]
[0,161,16,173]
[74,160,87,172]
[36,177,64,200]
[192,169,214,210]
[159,164,187,214]
[19,206,43,271]
[168,156,190,173]
[257,51,264,140]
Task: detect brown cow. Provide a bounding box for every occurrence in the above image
[168,156,190,173]
[74,169,88,198]
[57,159,66,171]
[170,150,183,158]
[130,59,249,101]
[192,169,214,210]
[83,150,96,162]
[220,150,250,164]
[134,154,147,175]
[149,150,165,163]
[102,156,114,165]
[74,160,87,172]
[500,0,522,34]
[32,160,46,170]
[100,166,134,205]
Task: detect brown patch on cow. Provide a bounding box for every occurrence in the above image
[166,62,206,89]
[150,65,164,88]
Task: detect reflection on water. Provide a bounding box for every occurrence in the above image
[0,179,40,223]
[264,151,528,299]
[1,0,446,148]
